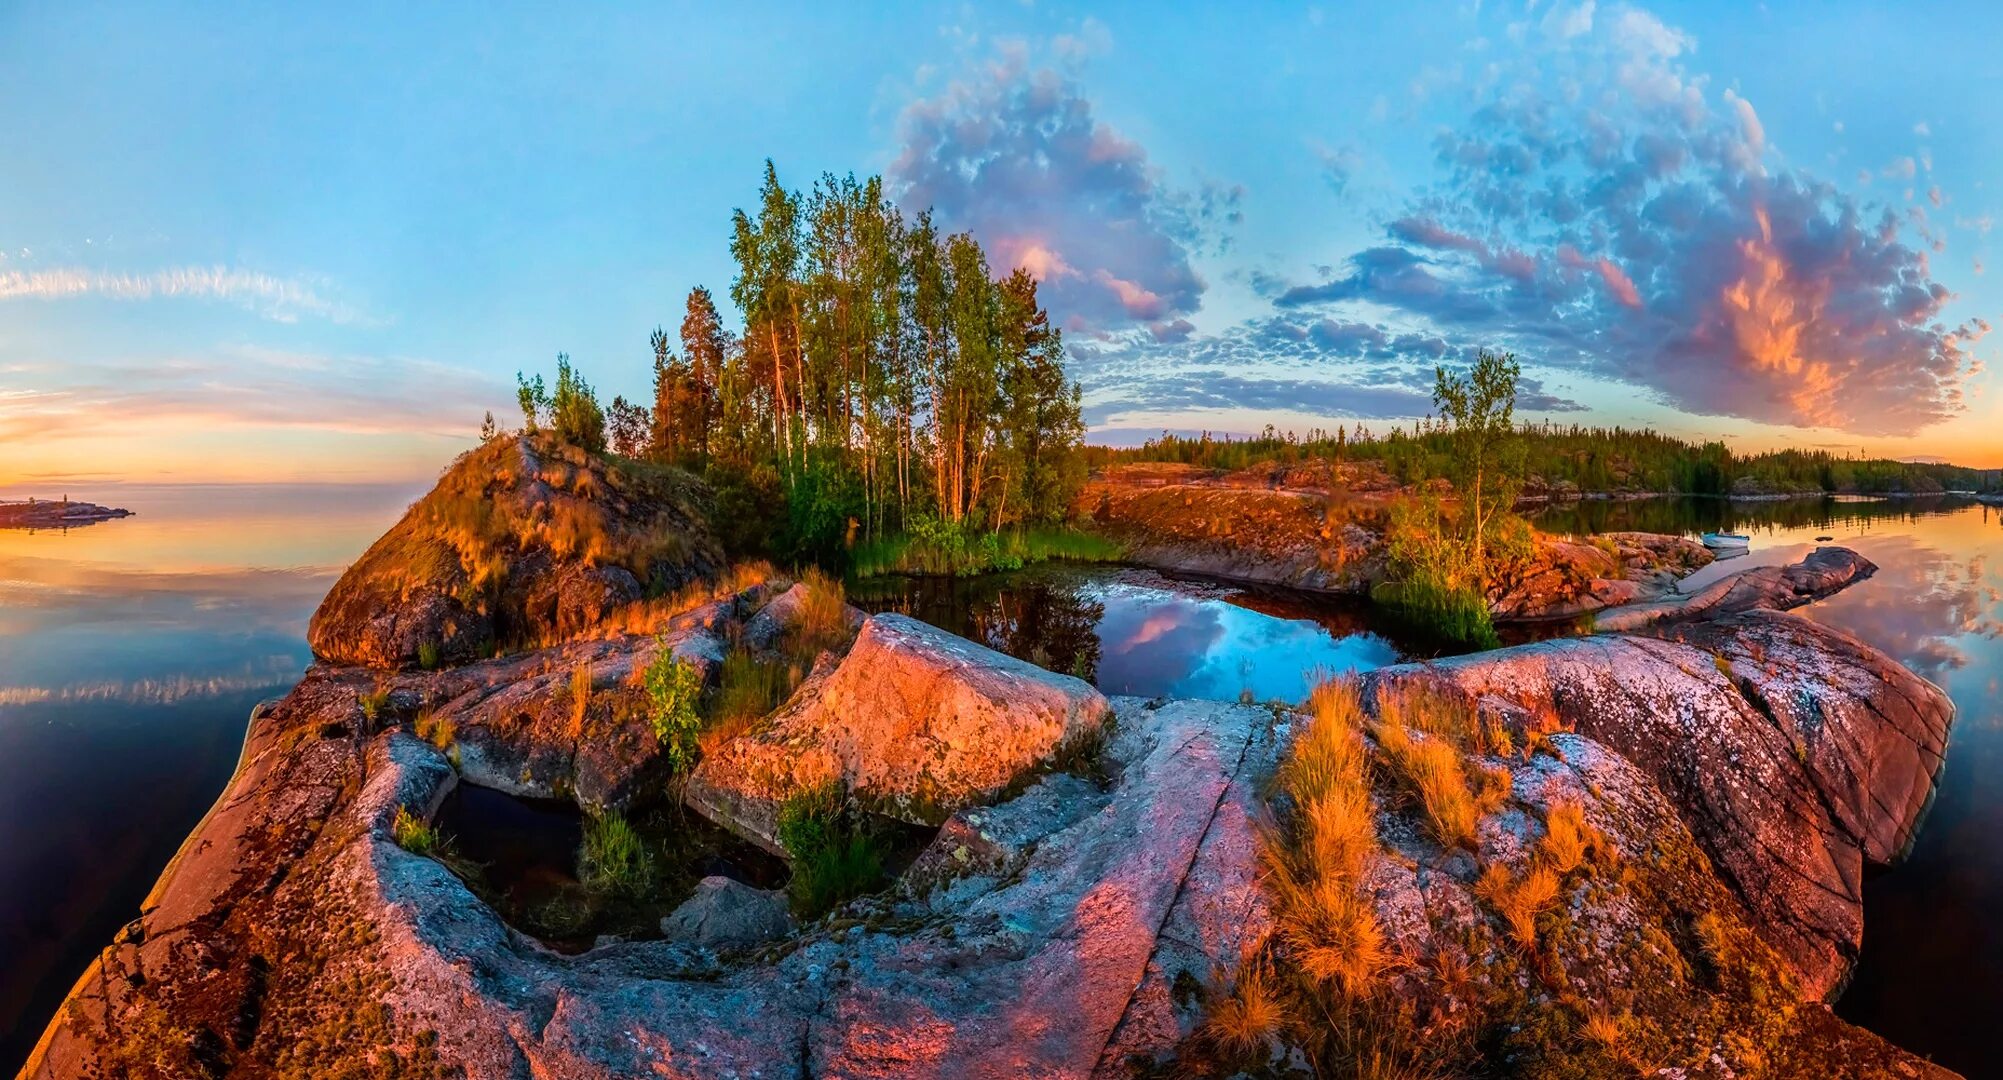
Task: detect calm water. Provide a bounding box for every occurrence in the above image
[2,488,1997,1075]
[0,482,416,1073]
[851,565,1411,703]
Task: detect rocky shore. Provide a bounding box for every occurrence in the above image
[1076,463,1715,621]
[22,438,1958,1078]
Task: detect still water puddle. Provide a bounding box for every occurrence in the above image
[851,565,1411,704]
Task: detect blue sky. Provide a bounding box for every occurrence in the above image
[4,1,2000,484]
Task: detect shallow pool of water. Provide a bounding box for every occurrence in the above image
[851,564,1415,704]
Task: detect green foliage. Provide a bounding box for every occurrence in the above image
[776,782,886,917]
[416,641,441,671]
[642,644,704,773]
[578,812,655,898]
[517,354,606,452]
[391,806,438,856]
[849,519,1122,578]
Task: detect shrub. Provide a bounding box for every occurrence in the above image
[641,643,703,772]
[578,812,654,898]
[391,806,438,855]
[776,782,885,917]
[849,519,1122,578]
[417,641,441,670]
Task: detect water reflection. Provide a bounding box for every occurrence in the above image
[0,482,416,1073]
[852,566,1406,703]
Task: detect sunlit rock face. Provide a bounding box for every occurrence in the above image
[308,434,723,667]
[686,612,1111,852]
[1365,579,1952,999]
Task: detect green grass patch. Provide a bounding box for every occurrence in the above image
[1371,576,1501,651]
[391,805,439,855]
[578,812,656,898]
[851,521,1123,579]
[417,640,441,670]
[776,782,887,918]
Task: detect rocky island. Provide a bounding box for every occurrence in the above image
[0,498,133,531]
[23,434,1956,1079]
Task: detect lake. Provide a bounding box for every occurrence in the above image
[1,489,1997,1075]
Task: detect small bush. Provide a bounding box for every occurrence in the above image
[641,643,704,772]
[578,812,654,898]
[417,641,441,670]
[776,782,885,917]
[391,806,438,855]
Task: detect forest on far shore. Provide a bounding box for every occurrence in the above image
[1088,424,2003,497]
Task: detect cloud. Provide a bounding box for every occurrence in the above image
[1274,6,1981,436]
[1068,312,1587,426]
[0,265,360,323]
[891,43,1212,337]
[0,347,506,444]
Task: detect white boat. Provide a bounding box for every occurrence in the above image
[1700,531,1751,550]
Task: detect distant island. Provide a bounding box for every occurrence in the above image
[0,498,133,531]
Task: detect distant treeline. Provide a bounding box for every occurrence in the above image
[1085,423,2003,496]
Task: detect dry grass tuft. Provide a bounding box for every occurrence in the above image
[1538,799,1595,874]
[1205,960,1285,1057]
[567,662,594,737]
[1477,862,1562,948]
[792,566,851,658]
[1373,722,1479,850]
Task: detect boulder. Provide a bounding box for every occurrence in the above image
[660,877,793,948]
[308,434,724,667]
[686,613,1111,852]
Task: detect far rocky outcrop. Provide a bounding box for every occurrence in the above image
[0,498,132,530]
[1077,463,1713,619]
[21,431,1959,1079]
[308,433,724,667]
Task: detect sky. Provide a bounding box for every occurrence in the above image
[4,0,2002,486]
